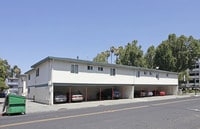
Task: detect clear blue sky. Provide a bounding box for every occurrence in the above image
[0,0,200,73]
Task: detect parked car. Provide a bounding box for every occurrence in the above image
[68,90,84,102]
[147,91,153,96]
[54,93,67,103]
[97,88,120,100]
[159,91,166,96]
[134,90,147,97]
[140,90,146,97]
[0,92,6,98]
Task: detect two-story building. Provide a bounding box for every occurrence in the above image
[19,56,178,105]
[6,77,19,89]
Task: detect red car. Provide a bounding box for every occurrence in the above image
[159,91,166,96]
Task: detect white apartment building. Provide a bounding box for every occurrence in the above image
[19,56,178,105]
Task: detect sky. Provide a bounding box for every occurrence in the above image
[0,0,200,73]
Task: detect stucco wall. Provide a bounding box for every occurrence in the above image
[34,86,50,104]
[134,71,178,85]
[52,60,135,84]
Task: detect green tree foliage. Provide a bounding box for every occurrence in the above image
[0,59,10,81]
[178,70,190,86]
[93,33,200,75]
[119,40,145,67]
[0,58,21,91]
[12,65,21,78]
[187,36,200,69]
[154,41,175,71]
[144,45,156,69]
[93,52,108,63]
[154,34,200,72]
[0,59,10,91]
[93,40,145,67]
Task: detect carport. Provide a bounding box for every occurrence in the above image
[134,85,177,97]
[53,83,134,103]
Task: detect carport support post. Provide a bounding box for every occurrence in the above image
[121,87,124,99]
[49,84,54,105]
[85,87,88,101]
[69,87,71,103]
[112,87,114,100]
[99,88,101,101]
[131,86,134,99]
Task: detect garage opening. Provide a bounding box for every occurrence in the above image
[134,85,176,98]
[53,84,134,104]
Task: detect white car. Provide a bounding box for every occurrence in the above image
[68,90,84,102]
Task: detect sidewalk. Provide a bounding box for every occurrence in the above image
[0,94,195,114]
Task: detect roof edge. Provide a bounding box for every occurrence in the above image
[29,56,178,75]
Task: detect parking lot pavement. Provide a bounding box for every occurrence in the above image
[0,95,194,115]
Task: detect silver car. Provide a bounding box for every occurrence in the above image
[54,94,67,103]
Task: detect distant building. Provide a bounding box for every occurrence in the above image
[188,59,200,88]
[6,77,19,89]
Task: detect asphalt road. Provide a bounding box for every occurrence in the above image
[1,97,200,129]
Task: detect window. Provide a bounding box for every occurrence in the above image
[28,88,30,94]
[136,71,140,77]
[28,74,30,80]
[71,64,78,73]
[98,66,103,71]
[156,73,159,79]
[110,68,116,76]
[87,65,93,70]
[144,71,147,75]
[196,64,199,68]
[36,68,39,77]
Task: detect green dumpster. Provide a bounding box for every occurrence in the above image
[2,94,26,115]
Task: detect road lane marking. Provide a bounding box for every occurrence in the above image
[0,97,200,128]
[188,108,200,112]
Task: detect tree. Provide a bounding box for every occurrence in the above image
[93,40,145,67]
[115,46,123,64]
[12,65,21,78]
[0,59,10,91]
[178,70,190,87]
[93,34,200,73]
[0,58,21,91]
[154,34,200,72]
[144,45,156,69]
[119,40,145,67]
[187,36,200,70]
[0,59,10,81]
[154,41,175,71]
[93,52,108,63]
